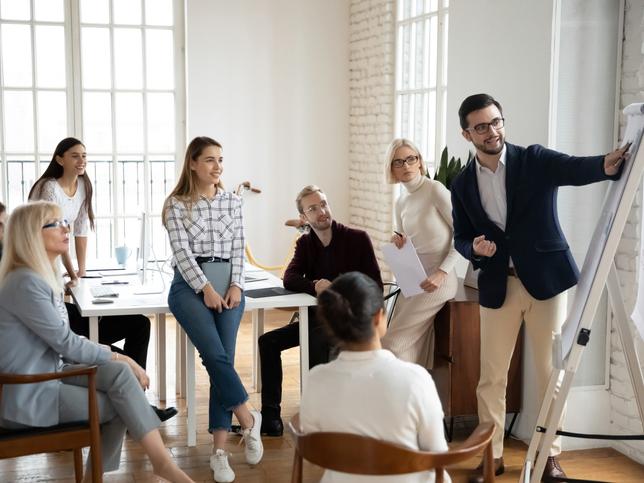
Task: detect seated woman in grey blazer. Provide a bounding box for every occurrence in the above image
[0,201,193,483]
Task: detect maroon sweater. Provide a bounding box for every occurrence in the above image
[283,221,383,296]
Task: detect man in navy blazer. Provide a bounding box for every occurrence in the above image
[450,94,629,483]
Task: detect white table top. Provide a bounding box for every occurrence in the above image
[71,264,316,316]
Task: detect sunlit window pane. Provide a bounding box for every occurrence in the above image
[116,217,140,253]
[80,0,109,24]
[2,24,32,87]
[86,158,113,215]
[115,92,143,152]
[4,91,34,152]
[88,218,113,259]
[34,0,63,22]
[83,92,113,153]
[114,28,142,89]
[146,29,174,89]
[113,0,141,25]
[429,16,438,88]
[149,156,174,214]
[1,0,29,20]
[81,27,111,89]
[7,156,35,208]
[118,157,144,216]
[37,91,67,152]
[35,26,66,88]
[145,0,173,26]
[147,93,174,153]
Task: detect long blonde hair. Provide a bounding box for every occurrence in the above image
[0,201,63,292]
[162,136,224,226]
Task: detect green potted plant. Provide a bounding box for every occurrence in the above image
[429,146,473,189]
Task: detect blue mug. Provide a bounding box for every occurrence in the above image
[115,245,131,265]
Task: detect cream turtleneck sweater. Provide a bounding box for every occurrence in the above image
[395,174,460,274]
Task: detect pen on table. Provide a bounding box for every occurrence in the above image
[393,231,403,237]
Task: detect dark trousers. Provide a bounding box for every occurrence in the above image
[65,303,151,369]
[258,307,331,413]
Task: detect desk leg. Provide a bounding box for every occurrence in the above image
[252,309,265,393]
[186,337,196,447]
[179,329,187,397]
[89,316,99,342]
[299,306,309,394]
[156,313,166,401]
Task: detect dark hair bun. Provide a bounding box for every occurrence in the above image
[317,272,383,345]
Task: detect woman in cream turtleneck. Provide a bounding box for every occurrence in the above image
[381,138,460,369]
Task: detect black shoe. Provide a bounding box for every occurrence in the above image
[152,405,178,422]
[260,414,284,436]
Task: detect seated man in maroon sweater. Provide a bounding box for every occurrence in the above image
[258,185,383,436]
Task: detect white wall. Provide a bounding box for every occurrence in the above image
[445,0,555,158]
[185,0,350,267]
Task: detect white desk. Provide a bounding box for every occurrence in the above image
[70,266,316,447]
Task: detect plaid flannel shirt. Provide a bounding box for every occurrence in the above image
[165,192,245,292]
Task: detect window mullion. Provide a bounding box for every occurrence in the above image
[141,12,150,217]
[0,20,7,203]
[68,0,82,138]
[173,0,186,181]
[108,1,119,246]
[29,0,39,171]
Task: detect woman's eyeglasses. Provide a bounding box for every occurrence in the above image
[42,219,70,230]
[391,155,419,168]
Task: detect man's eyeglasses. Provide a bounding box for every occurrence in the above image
[303,200,329,216]
[391,155,419,168]
[42,219,70,230]
[467,117,505,135]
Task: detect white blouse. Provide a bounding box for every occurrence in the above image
[299,349,450,483]
[35,179,89,237]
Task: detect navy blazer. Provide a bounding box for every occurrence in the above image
[451,142,619,309]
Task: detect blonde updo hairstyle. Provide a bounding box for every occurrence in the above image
[383,138,427,184]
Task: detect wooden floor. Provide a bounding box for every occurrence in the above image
[1,310,643,482]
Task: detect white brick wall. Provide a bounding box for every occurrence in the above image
[612,0,644,463]
[349,0,396,275]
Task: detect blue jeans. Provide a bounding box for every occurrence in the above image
[168,270,248,432]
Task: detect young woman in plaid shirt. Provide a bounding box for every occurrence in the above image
[162,136,263,482]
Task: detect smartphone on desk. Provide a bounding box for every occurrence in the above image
[92,298,114,304]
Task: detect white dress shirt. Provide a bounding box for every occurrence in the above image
[474,145,507,231]
[299,349,450,483]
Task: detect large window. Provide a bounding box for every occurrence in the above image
[0,0,185,261]
[395,0,448,170]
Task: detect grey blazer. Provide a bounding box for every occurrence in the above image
[0,268,111,427]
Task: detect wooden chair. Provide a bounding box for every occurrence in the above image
[288,413,495,483]
[0,365,102,483]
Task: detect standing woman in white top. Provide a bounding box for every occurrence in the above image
[381,138,460,369]
[162,136,263,483]
[300,271,450,483]
[29,137,93,283]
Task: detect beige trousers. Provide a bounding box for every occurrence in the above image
[478,275,566,458]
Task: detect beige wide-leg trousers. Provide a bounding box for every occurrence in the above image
[478,275,566,458]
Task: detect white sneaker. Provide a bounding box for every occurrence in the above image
[210,449,235,482]
[241,410,264,465]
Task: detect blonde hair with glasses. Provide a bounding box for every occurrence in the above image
[383,138,427,184]
[0,201,63,292]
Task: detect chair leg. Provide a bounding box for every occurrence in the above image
[483,441,495,482]
[73,449,83,483]
[90,445,103,482]
[436,467,444,483]
[291,452,303,483]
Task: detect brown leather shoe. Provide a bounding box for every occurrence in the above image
[542,456,567,481]
[467,456,505,483]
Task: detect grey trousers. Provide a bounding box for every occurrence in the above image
[60,361,160,472]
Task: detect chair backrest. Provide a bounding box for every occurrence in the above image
[383,281,401,327]
[288,413,495,483]
[0,366,103,483]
